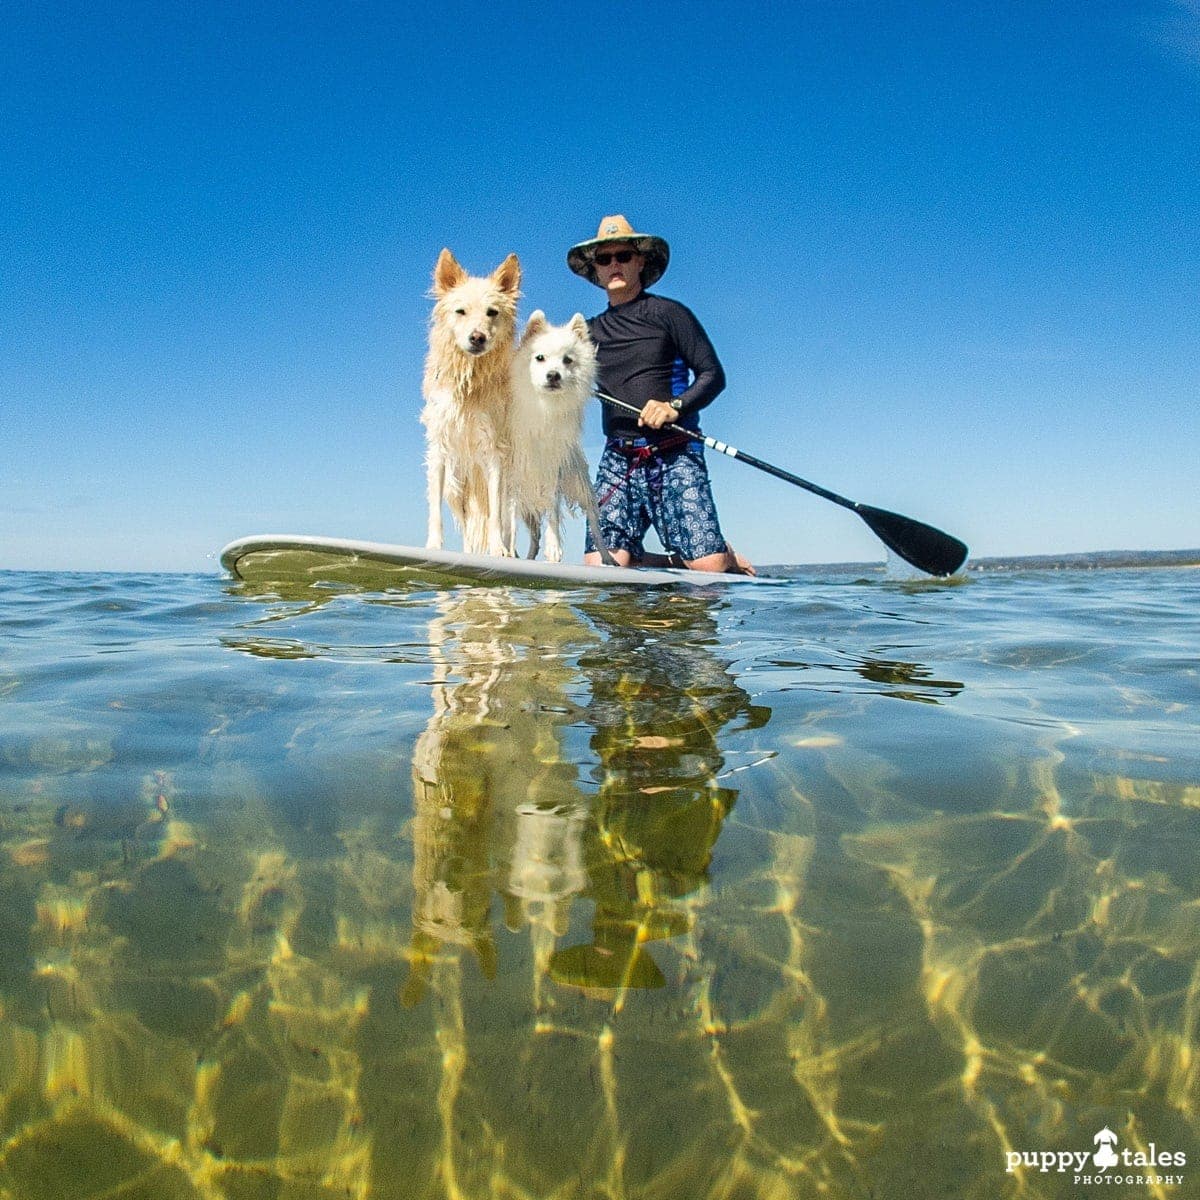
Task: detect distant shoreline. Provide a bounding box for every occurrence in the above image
[762,548,1200,575]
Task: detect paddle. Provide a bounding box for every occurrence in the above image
[595,390,969,577]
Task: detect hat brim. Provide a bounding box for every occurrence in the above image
[567,233,669,288]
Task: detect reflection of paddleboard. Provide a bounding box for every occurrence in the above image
[219,535,772,590]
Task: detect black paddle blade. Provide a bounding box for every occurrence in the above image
[856,505,969,577]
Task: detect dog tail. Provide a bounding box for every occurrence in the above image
[462,507,489,555]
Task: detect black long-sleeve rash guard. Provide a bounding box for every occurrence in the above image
[587,292,726,439]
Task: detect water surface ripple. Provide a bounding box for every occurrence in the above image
[0,563,1196,1198]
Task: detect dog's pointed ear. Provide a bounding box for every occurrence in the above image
[492,253,522,297]
[520,310,547,345]
[569,313,590,340]
[433,248,466,296]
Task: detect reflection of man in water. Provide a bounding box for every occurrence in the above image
[551,594,771,993]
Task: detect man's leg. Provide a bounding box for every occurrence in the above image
[655,450,755,573]
[584,445,645,567]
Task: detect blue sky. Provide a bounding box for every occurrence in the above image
[4,1,1198,571]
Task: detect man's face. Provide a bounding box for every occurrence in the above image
[592,242,644,301]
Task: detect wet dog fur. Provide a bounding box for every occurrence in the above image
[507,311,613,563]
[420,248,521,556]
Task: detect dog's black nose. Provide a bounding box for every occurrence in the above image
[468,331,487,349]
[545,370,561,386]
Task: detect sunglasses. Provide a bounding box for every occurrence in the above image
[592,249,640,266]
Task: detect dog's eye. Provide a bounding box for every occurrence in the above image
[454,308,466,316]
[563,357,573,366]
[534,354,545,362]
[486,308,498,318]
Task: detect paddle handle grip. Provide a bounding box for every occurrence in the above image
[594,391,858,512]
[698,437,859,511]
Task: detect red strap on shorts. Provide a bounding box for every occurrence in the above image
[597,432,693,508]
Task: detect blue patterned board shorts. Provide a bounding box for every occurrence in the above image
[584,438,727,561]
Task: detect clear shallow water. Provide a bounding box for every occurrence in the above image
[0,560,1197,1199]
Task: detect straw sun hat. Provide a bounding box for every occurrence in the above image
[567,215,670,287]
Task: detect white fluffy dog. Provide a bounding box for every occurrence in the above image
[507,311,613,563]
[421,248,521,557]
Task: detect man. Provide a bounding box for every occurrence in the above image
[567,215,751,574]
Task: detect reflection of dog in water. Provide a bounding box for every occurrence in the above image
[501,800,588,936]
[401,593,594,1005]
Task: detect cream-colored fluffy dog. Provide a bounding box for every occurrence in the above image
[507,311,612,563]
[421,249,521,556]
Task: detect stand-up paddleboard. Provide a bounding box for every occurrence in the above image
[220,535,771,590]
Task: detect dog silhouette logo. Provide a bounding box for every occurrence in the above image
[1093,1128,1119,1172]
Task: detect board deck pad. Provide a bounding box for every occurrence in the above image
[220,536,770,590]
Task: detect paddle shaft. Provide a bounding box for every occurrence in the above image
[595,391,858,512]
